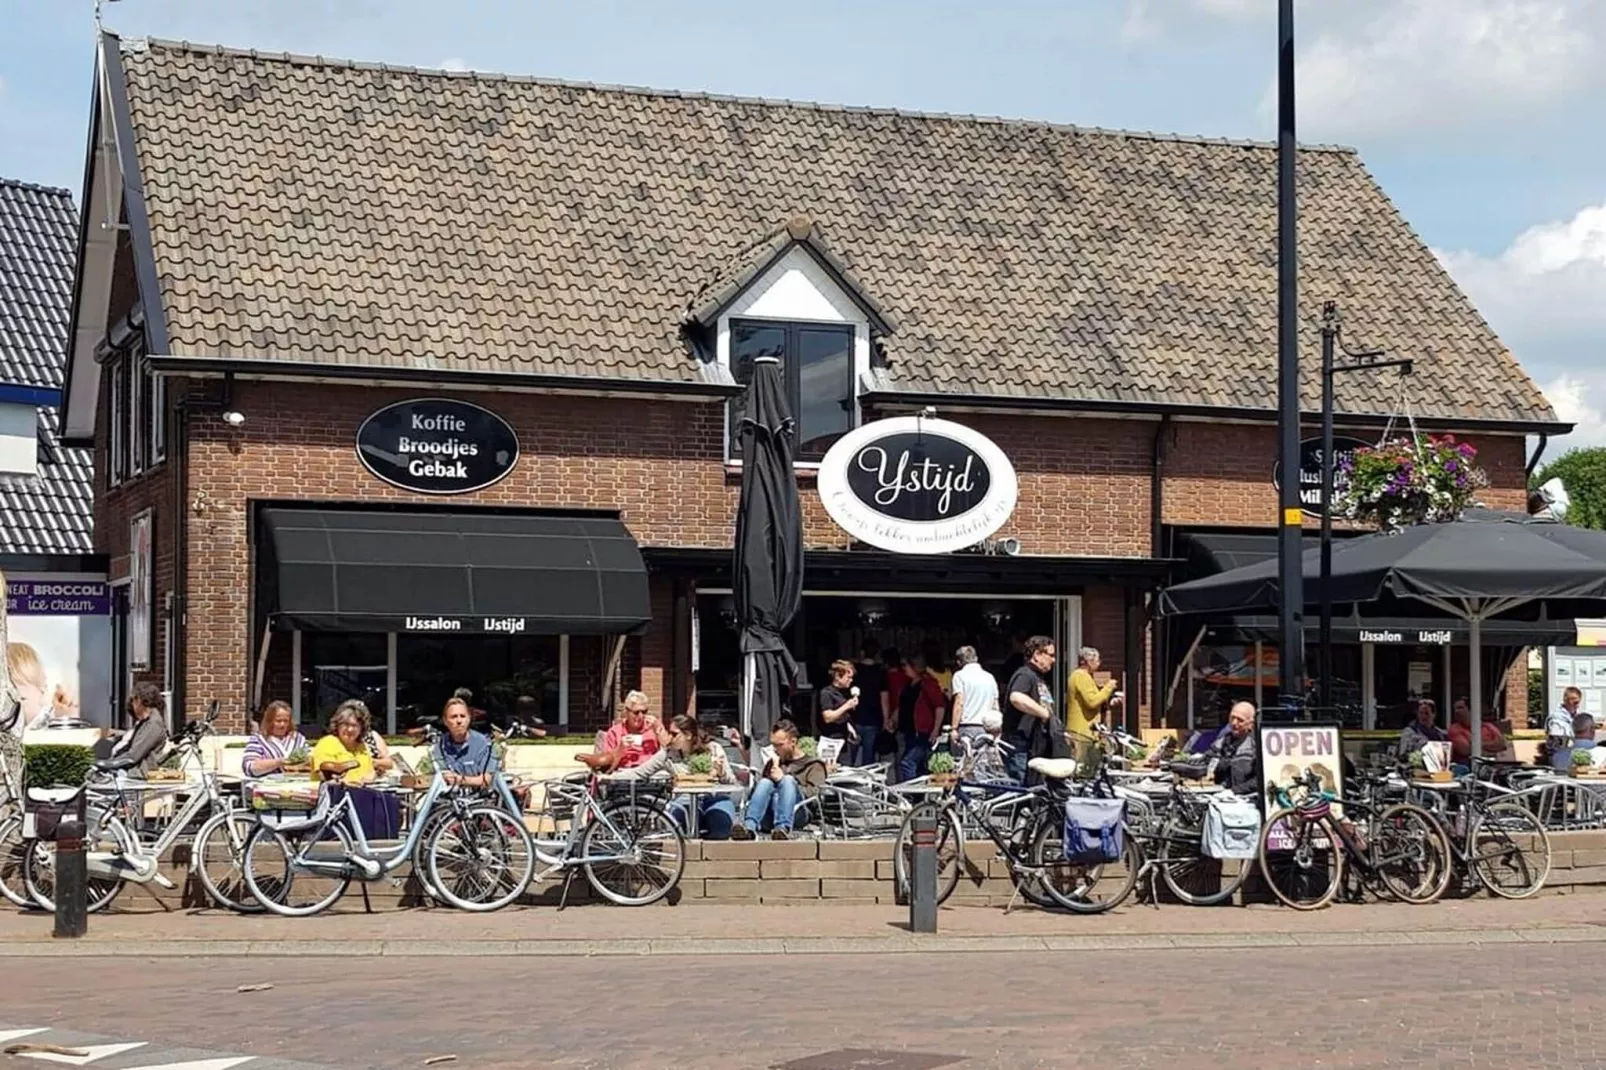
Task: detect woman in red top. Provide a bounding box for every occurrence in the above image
[896,654,947,783]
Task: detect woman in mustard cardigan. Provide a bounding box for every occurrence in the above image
[1067,646,1122,744]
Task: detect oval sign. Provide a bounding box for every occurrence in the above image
[817,416,1018,555]
[356,398,519,495]
[1271,435,1372,517]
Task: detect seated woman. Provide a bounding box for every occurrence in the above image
[241,700,309,778]
[611,714,737,839]
[310,700,399,840]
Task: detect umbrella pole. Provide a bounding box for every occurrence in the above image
[1469,612,1483,761]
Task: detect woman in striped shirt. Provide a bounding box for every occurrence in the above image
[241,700,309,778]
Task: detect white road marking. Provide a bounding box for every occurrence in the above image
[117,1053,253,1060]
[18,1041,148,1064]
[0,1028,51,1043]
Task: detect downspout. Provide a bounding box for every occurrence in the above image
[1525,432,1549,484]
[1149,416,1171,727]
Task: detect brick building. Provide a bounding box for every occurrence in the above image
[57,35,1565,736]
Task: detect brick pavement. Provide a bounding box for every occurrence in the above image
[2,888,1605,957]
[7,944,1604,1069]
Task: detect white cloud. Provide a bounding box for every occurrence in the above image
[1291,0,1604,140]
[1437,202,1606,449]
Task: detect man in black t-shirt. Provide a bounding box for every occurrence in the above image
[852,640,887,767]
[815,659,859,753]
[1005,635,1058,784]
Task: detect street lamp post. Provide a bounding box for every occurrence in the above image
[1317,301,1413,712]
[1275,0,1304,709]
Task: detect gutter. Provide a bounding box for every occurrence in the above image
[1526,433,1550,483]
[144,355,744,400]
[862,387,1572,438]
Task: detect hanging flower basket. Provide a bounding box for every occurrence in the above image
[1337,435,1488,531]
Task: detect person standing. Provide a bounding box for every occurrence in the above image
[1005,636,1058,784]
[1067,646,1121,744]
[898,653,947,783]
[815,659,859,747]
[884,647,909,775]
[853,640,888,767]
[947,645,1000,749]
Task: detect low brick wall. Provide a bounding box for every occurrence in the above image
[118,829,1606,912]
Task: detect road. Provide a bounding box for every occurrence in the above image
[8,943,1602,1070]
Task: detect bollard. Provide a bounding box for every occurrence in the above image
[909,809,938,934]
[52,813,88,939]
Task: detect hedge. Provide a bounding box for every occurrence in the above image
[23,744,95,789]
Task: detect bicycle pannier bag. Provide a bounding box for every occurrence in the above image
[1203,794,1261,860]
[1063,796,1126,863]
[23,786,86,841]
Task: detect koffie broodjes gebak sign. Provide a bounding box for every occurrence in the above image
[356,398,519,494]
[817,416,1018,555]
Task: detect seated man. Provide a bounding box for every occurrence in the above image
[732,720,823,841]
[577,691,666,774]
[1173,701,1258,795]
[437,697,497,789]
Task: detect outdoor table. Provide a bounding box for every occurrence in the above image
[667,779,746,838]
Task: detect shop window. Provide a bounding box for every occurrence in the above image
[300,633,389,732]
[394,634,563,730]
[727,319,856,463]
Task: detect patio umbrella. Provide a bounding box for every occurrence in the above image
[732,356,803,771]
[1162,511,1606,756]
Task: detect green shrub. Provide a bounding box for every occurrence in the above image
[685,752,714,776]
[24,744,95,788]
[798,737,819,759]
[1572,748,1594,768]
[928,751,956,774]
[1529,668,1545,719]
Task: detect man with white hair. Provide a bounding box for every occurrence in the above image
[1175,701,1259,796]
[946,644,1000,748]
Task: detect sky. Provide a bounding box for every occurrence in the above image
[2,0,1603,457]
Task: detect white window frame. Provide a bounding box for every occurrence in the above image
[149,366,167,465]
[107,357,125,487]
[716,246,872,467]
[128,352,145,476]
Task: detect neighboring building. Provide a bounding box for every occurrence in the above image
[59,35,1565,734]
[0,178,110,728]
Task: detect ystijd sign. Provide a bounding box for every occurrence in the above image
[817,416,1018,555]
[1271,435,1371,517]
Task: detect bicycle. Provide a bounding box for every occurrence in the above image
[21,701,263,913]
[1120,765,1253,907]
[240,725,538,916]
[0,738,29,908]
[892,739,1137,914]
[1407,759,1552,900]
[526,773,687,908]
[1258,768,1452,910]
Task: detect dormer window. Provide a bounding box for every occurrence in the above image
[729,319,855,462]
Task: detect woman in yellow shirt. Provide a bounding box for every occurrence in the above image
[1067,646,1121,741]
[309,702,376,785]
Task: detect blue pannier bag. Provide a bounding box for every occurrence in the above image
[1063,796,1126,863]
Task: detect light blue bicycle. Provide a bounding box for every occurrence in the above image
[240,726,536,916]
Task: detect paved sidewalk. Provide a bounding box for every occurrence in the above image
[3,892,1603,956]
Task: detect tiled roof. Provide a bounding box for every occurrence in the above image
[113,37,1557,425]
[0,179,77,391]
[0,407,95,557]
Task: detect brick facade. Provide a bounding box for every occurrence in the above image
[92,370,1538,733]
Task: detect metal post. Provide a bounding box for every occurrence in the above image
[52,813,88,939]
[909,809,938,933]
[1319,302,1337,714]
[1275,0,1306,711]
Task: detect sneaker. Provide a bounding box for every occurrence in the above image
[731,825,755,841]
[771,828,791,841]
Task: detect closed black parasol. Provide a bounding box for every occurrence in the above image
[733,356,804,765]
[1163,510,1606,755]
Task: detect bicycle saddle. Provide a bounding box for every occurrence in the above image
[1027,757,1079,780]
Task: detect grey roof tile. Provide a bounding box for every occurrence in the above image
[0,407,95,556]
[113,38,1556,424]
[0,179,77,391]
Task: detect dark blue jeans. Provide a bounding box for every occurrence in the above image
[853,724,881,767]
[898,733,932,782]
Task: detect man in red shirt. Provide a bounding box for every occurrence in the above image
[897,653,947,782]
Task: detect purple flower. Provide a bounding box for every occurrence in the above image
[1445,459,1458,472]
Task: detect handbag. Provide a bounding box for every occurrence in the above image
[1062,795,1126,863]
[1202,794,1262,860]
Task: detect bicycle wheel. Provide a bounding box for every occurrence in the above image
[23,812,130,914]
[409,807,452,904]
[1031,812,1139,914]
[1159,822,1250,907]
[0,812,32,909]
[1470,801,1552,899]
[191,809,266,913]
[1259,807,1344,911]
[241,820,353,917]
[425,805,536,912]
[1371,803,1453,905]
[893,801,964,906]
[581,802,686,906]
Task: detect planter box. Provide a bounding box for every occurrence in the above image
[1411,770,1453,783]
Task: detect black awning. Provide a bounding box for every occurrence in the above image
[1203,614,1574,648]
[1174,529,1365,579]
[258,507,651,635]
